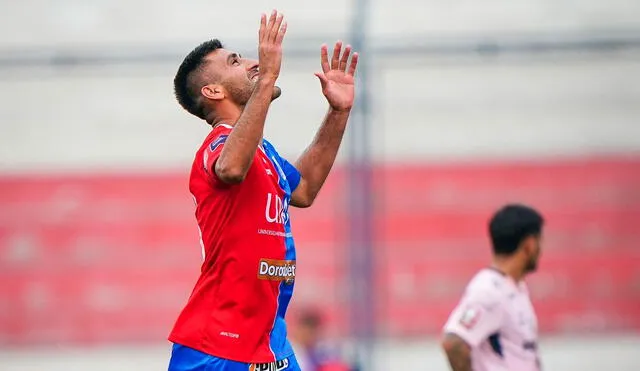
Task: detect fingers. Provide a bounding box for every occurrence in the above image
[339,45,351,72]
[271,12,284,42]
[323,40,358,74]
[314,72,328,88]
[330,41,342,70]
[259,13,266,42]
[267,10,277,40]
[320,44,330,73]
[347,52,359,76]
[275,21,287,44]
[261,10,286,44]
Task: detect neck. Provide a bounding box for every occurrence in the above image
[491,256,526,282]
[206,102,243,127]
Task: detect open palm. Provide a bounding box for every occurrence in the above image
[315,41,359,111]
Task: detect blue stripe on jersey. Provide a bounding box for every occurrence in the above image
[262,139,297,360]
[209,135,228,152]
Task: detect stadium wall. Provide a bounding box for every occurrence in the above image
[1,1,639,369]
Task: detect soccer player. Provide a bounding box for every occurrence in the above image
[441,204,544,371]
[289,307,353,371]
[167,10,358,371]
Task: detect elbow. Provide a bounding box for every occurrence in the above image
[441,332,471,356]
[295,192,316,208]
[292,197,313,208]
[441,333,473,369]
[441,336,454,353]
[297,199,313,208]
[299,192,315,208]
[215,163,247,184]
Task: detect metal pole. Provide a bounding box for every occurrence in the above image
[347,0,374,369]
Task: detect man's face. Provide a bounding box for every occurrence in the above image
[203,48,280,106]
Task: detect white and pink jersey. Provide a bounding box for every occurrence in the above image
[444,268,541,371]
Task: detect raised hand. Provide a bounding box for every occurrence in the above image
[258,10,287,82]
[315,41,359,112]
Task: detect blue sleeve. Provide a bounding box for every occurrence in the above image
[280,157,301,192]
[262,139,302,192]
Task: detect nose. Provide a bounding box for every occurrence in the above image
[245,59,259,71]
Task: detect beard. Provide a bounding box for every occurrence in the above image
[524,256,538,273]
[225,79,281,106]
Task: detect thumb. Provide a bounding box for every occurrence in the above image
[314,72,328,88]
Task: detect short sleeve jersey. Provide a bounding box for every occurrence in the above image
[169,124,301,364]
[444,268,541,371]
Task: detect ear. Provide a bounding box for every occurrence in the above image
[201,84,225,101]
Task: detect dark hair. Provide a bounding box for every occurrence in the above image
[489,204,544,255]
[174,39,224,119]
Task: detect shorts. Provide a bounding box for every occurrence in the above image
[168,343,301,371]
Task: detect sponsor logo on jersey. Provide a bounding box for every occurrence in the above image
[258,259,296,284]
[219,331,240,339]
[249,359,289,371]
[265,192,290,225]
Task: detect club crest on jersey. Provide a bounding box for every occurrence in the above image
[459,305,482,329]
[265,192,290,225]
[258,259,296,284]
[249,359,289,371]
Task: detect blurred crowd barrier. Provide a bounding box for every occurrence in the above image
[1,158,638,346]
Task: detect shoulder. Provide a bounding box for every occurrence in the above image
[210,124,233,142]
[261,138,278,153]
[462,269,510,307]
[260,139,286,164]
[262,138,288,156]
[200,125,233,152]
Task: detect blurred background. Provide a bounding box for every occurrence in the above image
[1,0,639,370]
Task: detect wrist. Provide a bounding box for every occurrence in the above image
[324,107,350,129]
[257,75,278,86]
[329,106,352,115]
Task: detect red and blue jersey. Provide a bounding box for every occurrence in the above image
[169,124,301,364]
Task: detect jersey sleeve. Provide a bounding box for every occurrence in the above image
[202,132,230,184]
[443,288,504,347]
[278,156,301,192]
[262,139,301,192]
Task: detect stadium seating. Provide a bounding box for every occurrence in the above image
[1,158,638,345]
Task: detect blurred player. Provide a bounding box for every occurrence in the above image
[441,204,544,371]
[167,10,358,371]
[290,307,353,371]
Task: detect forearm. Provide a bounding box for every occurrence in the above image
[215,79,275,182]
[442,334,473,371]
[295,107,349,199]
